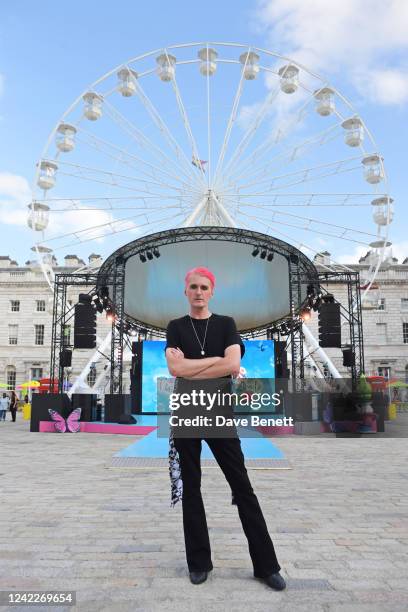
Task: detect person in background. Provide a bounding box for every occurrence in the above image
[22,395,32,421]
[0,393,10,421]
[9,391,18,422]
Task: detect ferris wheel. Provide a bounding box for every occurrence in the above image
[29,42,393,306]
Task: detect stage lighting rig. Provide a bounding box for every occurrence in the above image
[251,247,260,257]
[267,252,274,262]
[139,252,147,263]
[153,248,160,258]
[91,294,104,313]
[260,248,267,260]
[146,250,153,261]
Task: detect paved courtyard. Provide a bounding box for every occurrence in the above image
[0,415,407,611]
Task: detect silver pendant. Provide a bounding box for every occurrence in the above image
[201,350,205,356]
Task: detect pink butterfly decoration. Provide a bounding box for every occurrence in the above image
[48,407,82,433]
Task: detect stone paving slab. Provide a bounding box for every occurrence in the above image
[0,415,407,611]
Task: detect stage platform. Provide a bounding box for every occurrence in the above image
[111,419,290,469]
[39,414,290,468]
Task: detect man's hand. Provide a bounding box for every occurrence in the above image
[165,348,221,377]
[167,347,184,360]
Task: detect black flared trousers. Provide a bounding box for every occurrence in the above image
[174,436,281,578]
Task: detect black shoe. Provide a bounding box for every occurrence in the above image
[189,570,209,585]
[261,572,286,590]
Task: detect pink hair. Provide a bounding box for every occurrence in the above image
[185,266,216,288]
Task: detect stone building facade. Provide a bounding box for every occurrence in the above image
[1,251,407,392]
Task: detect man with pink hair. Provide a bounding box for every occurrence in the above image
[165,266,285,590]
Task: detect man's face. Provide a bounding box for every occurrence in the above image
[185,274,214,309]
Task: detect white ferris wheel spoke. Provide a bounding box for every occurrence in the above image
[234,211,357,273]
[103,98,200,187]
[222,94,315,186]
[228,203,380,241]
[75,126,200,191]
[38,208,186,250]
[206,44,212,188]
[221,192,383,207]
[212,48,249,186]
[52,159,204,197]
[236,209,375,247]
[131,76,205,189]
[224,119,344,189]
[217,74,306,186]
[35,195,197,213]
[220,155,363,195]
[163,48,207,188]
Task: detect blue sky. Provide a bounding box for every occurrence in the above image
[0,0,407,267]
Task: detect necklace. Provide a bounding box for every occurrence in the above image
[189,314,211,356]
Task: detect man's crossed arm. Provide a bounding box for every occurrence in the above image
[165,344,241,379]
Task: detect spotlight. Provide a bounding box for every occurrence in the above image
[153,248,160,258]
[146,251,153,261]
[289,253,299,264]
[300,307,312,322]
[280,323,288,335]
[252,247,260,257]
[129,328,138,337]
[105,307,115,322]
[139,253,146,263]
[260,249,267,260]
[322,293,335,304]
[267,252,274,262]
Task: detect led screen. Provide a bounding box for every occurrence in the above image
[141,339,275,413]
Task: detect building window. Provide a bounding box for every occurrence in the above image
[403,322,408,344]
[376,298,386,311]
[376,323,387,344]
[378,366,391,378]
[10,300,20,312]
[401,298,408,312]
[8,324,18,345]
[31,367,43,381]
[36,300,46,312]
[87,365,97,387]
[63,325,71,346]
[35,324,45,345]
[6,366,16,390]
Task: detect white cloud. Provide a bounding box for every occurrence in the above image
[0,172,31,227]
[0,177,139,253]
[354,68,408,105]
[255,0,408,105]
[333,239,408,265]
[336,245,368,264]
[389,240,408,263]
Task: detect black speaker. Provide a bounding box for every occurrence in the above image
[130,341,143,414]
[318,302,341,348]
[60,349,72,367]
[275,341,288,378]
[342,347,355,367]
[74,303,96,349]
[30,393,71,432]
[104,394,133,423]
[72,393,97,421]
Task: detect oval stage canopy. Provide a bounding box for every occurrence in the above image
[97,227,319,336]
